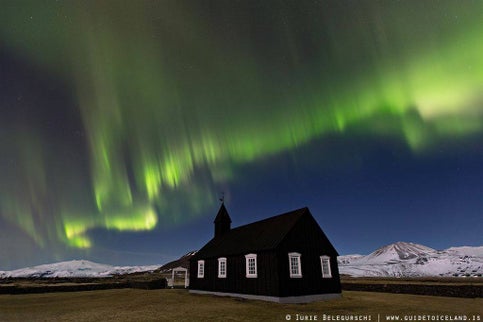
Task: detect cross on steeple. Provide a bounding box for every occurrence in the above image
[219,192,225,204]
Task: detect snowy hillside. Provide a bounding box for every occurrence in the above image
[158,251,196,272]
[339,242,483,277]
[337,254,364,265]
[445,246,483,257]
[0,260,160,279]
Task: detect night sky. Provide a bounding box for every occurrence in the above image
[0,1,482,270]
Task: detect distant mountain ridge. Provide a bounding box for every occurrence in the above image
[0,251,198,279]
[0,260,161,279]
[339,242,483,277]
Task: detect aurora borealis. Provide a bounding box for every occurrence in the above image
[1,1,482,269]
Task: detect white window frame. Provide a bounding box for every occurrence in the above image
[320,256,332,278]
[218,257,227,278]
[245,254,257,278]
[288,252,302,278]
[197,260,205,278]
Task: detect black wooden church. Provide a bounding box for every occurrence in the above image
[189,204,341,303]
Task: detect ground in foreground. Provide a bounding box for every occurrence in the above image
[0,289,481,321]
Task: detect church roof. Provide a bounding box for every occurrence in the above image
[194,207,319,259]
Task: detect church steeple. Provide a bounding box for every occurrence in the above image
[214,202,231,238]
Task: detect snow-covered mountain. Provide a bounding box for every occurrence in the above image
[338,242,483,277]
[0,260,160,279]
[360,242,436,264]
[337,254,364,265]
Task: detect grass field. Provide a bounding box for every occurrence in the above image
[0,289,481,322]
[340,277,483,298]
[341,277,483,285]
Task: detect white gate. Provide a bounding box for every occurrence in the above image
[168,267,189,288]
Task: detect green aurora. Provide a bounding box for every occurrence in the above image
[0,1,482,252]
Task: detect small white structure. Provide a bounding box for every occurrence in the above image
[168,266,189,288]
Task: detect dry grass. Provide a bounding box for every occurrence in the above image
[341,277,483,285]
[0,289,481,322]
